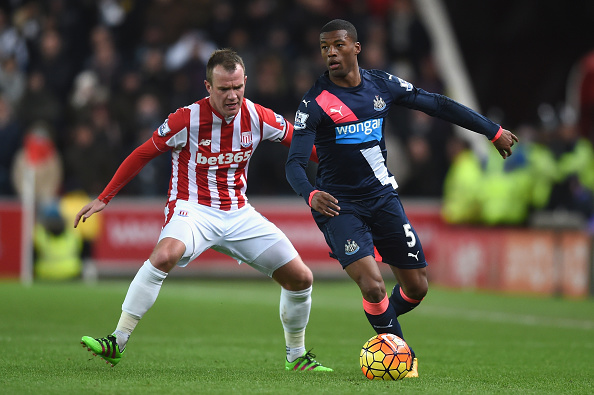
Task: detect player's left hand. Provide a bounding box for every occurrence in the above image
[493,128,518,159]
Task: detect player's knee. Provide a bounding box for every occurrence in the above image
[402,281,428,302]
[360,280,387,303]
[288,266,313,290]
[149,248,183,273]
[273,259,313,290]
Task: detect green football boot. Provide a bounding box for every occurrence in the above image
[285,350,333,372]
[81,334,124,367]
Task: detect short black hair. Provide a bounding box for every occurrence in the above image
[206,48,245,83]
[320,19,358,42]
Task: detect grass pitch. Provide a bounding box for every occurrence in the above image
[0,279,592,394]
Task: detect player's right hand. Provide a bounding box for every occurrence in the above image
[74,198,106,228]
[493,128,518,159]
[310,191,340,217]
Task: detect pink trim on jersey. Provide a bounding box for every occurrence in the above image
[400,287,423,303]
[308,190,319,207]
[362,295,389,315]
[315,90,359,124]
[491,126,503,142]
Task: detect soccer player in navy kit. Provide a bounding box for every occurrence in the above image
[286,19,518,377]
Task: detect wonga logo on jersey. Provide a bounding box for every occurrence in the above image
[335,118,383,144]
[195,149,253,167]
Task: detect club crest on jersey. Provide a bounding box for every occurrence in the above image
[345,239,360,255]
[373,95,386,111]
[240,131,253,148]
[158,120,171,137]
[294,110,309,130]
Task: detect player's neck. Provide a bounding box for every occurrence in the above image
[329,67,361,88]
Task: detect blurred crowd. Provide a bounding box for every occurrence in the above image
[0,0,593,232]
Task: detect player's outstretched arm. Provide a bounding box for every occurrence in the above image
[74,198,106,228]
[492,128,518,159]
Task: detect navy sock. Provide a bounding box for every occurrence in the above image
[362,296,404,340]
[389,284,421,316]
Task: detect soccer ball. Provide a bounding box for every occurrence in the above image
[359,333,412,380]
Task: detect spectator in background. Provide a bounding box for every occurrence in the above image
[41,0,96,74]
[86,25,121,91]
[138,47,170,102]
[207,0,235,47]
[32,28,74,102]
[34,201,83,280]
[0,55,25,105]
[571,50,594,147]
[16,70,62,131]
[126,91,169,197]
[11,1,42,47]
[247,54,296,196]
[0,8,29,70]
[63,121,114,196]
[178,40,210,100]
[441,135,483,224]
[67,70,108,129]
[11,121,63,205]
[88,100,123,160]
[386,0,432,79]
[110,69,142,149]
[548,108,594,219]
[0,95,22,196]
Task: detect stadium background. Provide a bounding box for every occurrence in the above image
[0,0,592,296]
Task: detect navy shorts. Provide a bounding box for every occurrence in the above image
[312,191,427,269]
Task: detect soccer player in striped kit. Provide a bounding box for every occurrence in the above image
[75,49,332,372]
[286,19,518,377]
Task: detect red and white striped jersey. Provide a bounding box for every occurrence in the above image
[153,96,292,211]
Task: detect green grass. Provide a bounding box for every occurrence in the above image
[0,279,592,394]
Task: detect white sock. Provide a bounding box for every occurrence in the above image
[116,260,167,348]
[280,286,312,362]
[113,311,139,350]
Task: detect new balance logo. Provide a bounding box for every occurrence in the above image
[408,251,420,261]
[330,106,344,116]
[198,139,211,146]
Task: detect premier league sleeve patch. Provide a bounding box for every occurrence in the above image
[158,119,171,137]
[295,110,309,130]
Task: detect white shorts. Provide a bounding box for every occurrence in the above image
[158,200,298,277]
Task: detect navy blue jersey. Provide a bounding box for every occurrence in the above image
[286,68,500,202]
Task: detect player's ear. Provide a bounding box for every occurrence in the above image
[354,42,361,55]
[204,79,211,93]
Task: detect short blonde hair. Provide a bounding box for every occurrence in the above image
[206,49,246,83]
